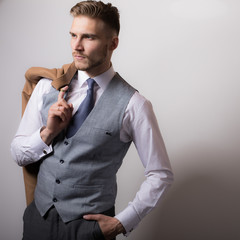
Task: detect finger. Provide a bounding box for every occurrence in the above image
[58,98,70,109]
[69,103,73,110]
[83,214,101,221]
[50,104,72,121]
[57,97,73,116]
[60,107,72,121]
[60,102,73,115]
[58,86,68,102]
[49,107,66,122]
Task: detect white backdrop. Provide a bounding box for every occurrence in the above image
[1,0,240,239]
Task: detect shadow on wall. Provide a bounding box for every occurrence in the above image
[130,148,240,240]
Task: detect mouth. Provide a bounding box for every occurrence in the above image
[73,55,86,61]
[73,52,87,61]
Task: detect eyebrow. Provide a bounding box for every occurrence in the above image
[69,32,98,38]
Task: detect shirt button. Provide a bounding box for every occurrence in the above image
[56,179,60,184]
[53,198,57,202]
[60,160,64,164]
[43,149,47,154]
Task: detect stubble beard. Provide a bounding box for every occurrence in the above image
[73,45,108,72]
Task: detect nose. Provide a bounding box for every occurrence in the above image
[72,38,83,51]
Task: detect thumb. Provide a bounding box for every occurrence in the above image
[83,214,101,221]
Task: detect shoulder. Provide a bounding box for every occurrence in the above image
[31,78,53,99]
[129,91,153,114]
[25,63,73,81]
[124,91,155,126]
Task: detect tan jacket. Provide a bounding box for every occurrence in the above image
[22,62,77,205]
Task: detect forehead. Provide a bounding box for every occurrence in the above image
[70,15,106,34]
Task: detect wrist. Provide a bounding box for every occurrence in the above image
[115,219,126,235]
[40,126,55,145]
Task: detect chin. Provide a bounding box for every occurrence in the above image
[74,62,88,71]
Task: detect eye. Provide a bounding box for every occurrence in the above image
[70,32,77,38]
[87,36,93,40]
[84,34,96,40]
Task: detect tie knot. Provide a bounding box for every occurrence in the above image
[87,78,95,90]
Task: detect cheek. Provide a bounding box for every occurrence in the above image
[93,41,108,53]
[86,44,102,57]
[70,39,76,50]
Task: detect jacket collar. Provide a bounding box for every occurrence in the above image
[51,62,77,90]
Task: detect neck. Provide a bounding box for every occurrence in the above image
[86,61,112,78]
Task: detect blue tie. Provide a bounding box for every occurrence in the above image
[66,78,95,138]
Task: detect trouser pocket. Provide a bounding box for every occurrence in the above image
[92,220,105,240]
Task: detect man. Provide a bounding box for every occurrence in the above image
[11,1,173,239]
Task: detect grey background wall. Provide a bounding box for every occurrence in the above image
[1,0,240,239]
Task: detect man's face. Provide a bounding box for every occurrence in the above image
[70,15,118,77]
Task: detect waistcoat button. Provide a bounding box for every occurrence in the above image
[64,141,69,145]
[56,179,60,184]
[53,198,57,202]
[60,159,64,164]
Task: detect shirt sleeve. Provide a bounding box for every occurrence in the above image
[10,79,53,166]
[115,92,174,235]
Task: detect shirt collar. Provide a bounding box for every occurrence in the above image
[77,66,115,90]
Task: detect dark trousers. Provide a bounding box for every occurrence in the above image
[23,201,115,240]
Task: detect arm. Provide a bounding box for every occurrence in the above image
[115,92,174,235]
[11,80,73,166]
[84,92,173,238]
[11,79,52,166]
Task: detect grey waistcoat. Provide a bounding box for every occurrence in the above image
[34,73,136,222]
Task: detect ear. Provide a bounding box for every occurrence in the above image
[109,36,119,51]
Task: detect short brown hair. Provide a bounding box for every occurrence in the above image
[70,1,120,35]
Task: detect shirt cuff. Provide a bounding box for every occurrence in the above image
[115,204,141,236]
[31,128,53,160]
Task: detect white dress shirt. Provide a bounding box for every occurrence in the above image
[11,66,173,235]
